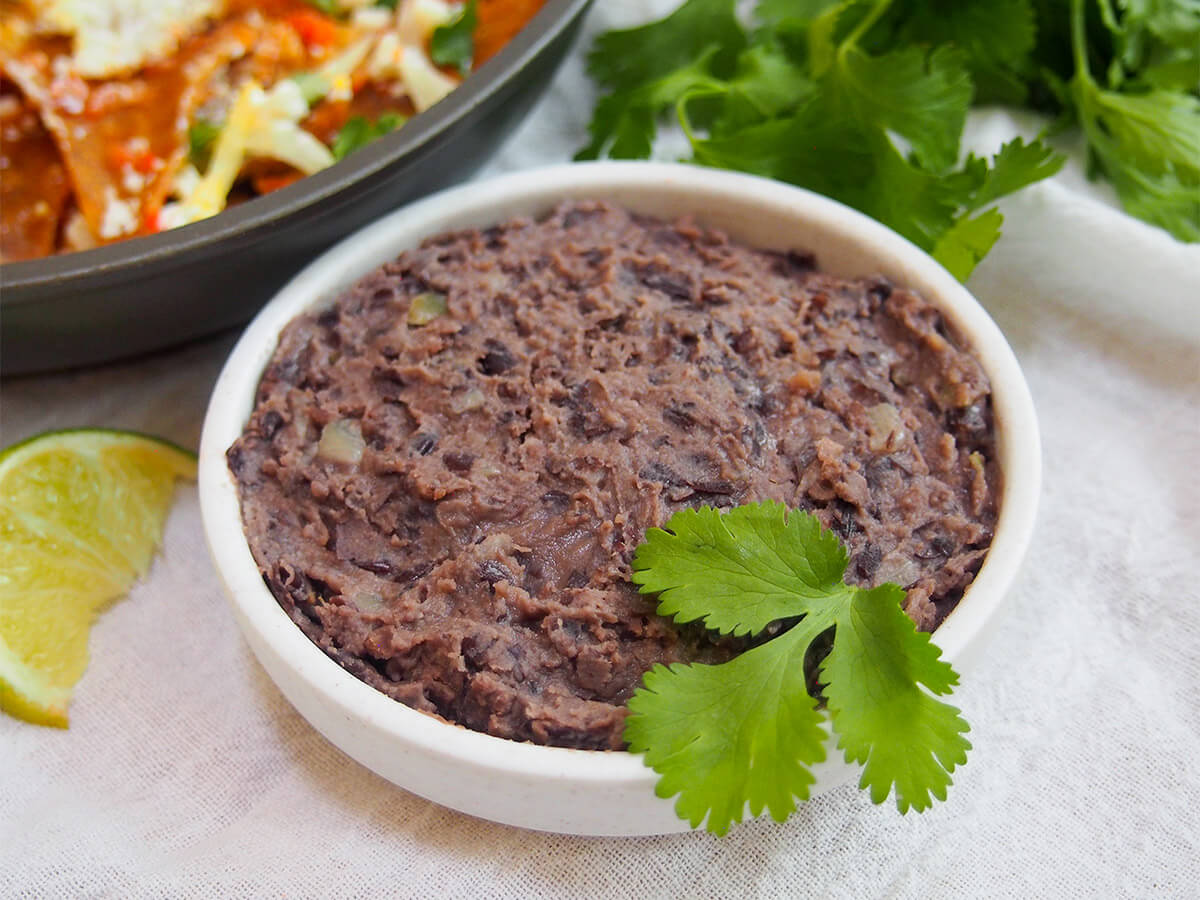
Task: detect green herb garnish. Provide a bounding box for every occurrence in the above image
[187,119,221,170]
[303,0,341,14]
[431,0,478,75]
[1065,0,1200,241]
[626,501,970,836]
[580,0,1199,269]
[332,113,407,161]
[578,0,1066,281]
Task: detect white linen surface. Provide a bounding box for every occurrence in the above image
[2,3,1198,896]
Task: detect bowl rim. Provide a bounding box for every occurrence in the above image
[198,160,1042,791]
[0,0,592,299]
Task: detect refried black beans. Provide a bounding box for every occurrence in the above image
[228,201,1000,750]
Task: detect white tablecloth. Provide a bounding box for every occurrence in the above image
[3,4,1199,897]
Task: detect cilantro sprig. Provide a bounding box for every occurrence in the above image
[626,501,970,836]
[431,0,478,76]
[332,114,407,161]
[581,0,1199,274]
[578,0,1066,281]
[1065,0,1200,241]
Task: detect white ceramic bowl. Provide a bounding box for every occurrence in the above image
[198,162,1041,836]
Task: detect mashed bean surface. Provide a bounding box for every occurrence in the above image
[229,202,999,750]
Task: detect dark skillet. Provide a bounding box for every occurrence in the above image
[0,0,593,375]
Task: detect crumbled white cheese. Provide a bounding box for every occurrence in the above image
[63,209,98,251]
[121,167,146,193]
[351,7,393,31]
[98,186,137,238]
[31,0,227,78]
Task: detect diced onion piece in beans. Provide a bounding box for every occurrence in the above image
[407,291,447,325]
[317,418,365,465]
[450,388,485,414]
[866,402,905,453]
[875,552,920,589]
[352,591,387,613]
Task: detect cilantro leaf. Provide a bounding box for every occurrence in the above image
[822,584,971,812]
[1068,0,1200,241]
[332,114,406,161]
[625,622,829,836]
[632,501,849,637]
[431,0,477,76]
[700,41,815,137]
[961,136,1069,209]
[628,502,971,833]
[691,105,1062,278]
[755,0,844,26]
[586,0,746,93]
[582,0,1068,280]
[577,0,746,160]
[832,44,973,173]
[932,208,1005,281]
[577,49,724,161]
[892,0,1038,104]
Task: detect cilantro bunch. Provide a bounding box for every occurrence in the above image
[580,0,1200,278]
[1059,0,1200,241]
[627,502,970,835]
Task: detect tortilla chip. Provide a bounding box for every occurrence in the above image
[0,81,69,261]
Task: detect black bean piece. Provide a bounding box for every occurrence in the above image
[358,560,396,576]
[541,490,571,511]
[392,562,434,586]
[226,446,246,477]
[688,479,736,495]
[867,278,893,303]
[443,451,475,473]
[663,405,695,429]
[479,339,517,375]
[478,560,515,586]
[950,401,990,439]
[260,410,284,440]
[637,264,694,302]
[917,535,956,560]
[830,500,859,540]
[854,543,882,580]
[640,461,686,486]
[412,432,438,455]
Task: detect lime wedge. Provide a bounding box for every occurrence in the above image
[0,429,196,727]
